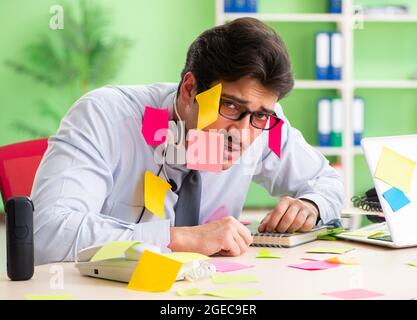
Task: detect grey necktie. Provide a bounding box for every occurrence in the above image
[174,170,202,226]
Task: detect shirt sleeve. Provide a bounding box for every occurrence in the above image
[31,96,170,265]
[252,104,345,224]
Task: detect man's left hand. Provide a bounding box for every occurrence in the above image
[258,196,319,233]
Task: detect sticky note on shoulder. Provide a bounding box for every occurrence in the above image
[128,250,182,292]
[141,106,169,146]
[196,83,222,130]
[374,147,416,193]
[144,170,172,219]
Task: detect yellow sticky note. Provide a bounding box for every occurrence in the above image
[306,246,354,254]
[256,248,282,259]
[196,83,222,130]
[144,170,172,219]
[326,257,358,265]
[90,241,140,262]
[212,274,258,284]
[374,147,416,194]
[127,250,182,292]
[407,261,417,267]
[205,288,263,299]
[176,288,202,296]
[164,252,210,264]
[25,294,74,300]
[342,230,384,238]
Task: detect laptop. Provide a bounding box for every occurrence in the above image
[337,135,417,248]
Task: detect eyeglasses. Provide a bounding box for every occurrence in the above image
[218,98,281,130]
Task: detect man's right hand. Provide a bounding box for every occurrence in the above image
[168,216,253,257]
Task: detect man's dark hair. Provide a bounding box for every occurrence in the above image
[179,17,294,100]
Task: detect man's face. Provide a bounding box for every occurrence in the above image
[204,77,278,170]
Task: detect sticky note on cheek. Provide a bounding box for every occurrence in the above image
[128,250,182,292]
[144,171,172,219]
[141,106,169,146]
[196,83,222,130]
[382,187,411,212]
[268,119,284,158]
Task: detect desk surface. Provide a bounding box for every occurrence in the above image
[1,240,417,300]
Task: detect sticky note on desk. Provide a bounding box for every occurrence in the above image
[256,248,282,259]
[141,106,169,146]
[374,147,416,194]
[91,241,140,262]
[306,246,354,254]
[210,261,254,273]
[212,274,258,284]
[407,261,417,267]
[176,287,262,299]
[128,250,182,292]
[382,187,411,212]
[164,252,210,264]
[323,289,383,300]
[196,83,222,130]
[144,170,172,219]
[288,260,339,271]
[25,294,74,300]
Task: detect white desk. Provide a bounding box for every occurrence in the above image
[1,240,417,300]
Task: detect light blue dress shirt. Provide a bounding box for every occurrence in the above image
[31,83,344,265]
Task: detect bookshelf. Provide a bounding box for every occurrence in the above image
[216,0,417,208]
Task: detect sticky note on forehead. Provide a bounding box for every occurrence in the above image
[141,106,169,146]
[144,171,172,219]
[196,83,222,130]
[374,147,416,194]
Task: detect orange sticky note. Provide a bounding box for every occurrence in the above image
[196,83,222,130]
[127,250,182,292]
[144,171,171,219]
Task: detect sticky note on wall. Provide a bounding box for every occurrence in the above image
[196,83,222,130]
[141,106,169,146]
[144,171,171,219]
[374,147,416,193]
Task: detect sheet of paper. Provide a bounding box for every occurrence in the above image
[128,250,182,292]
[205,288,263,299]
[211,274,258,284]
[256,248,282,259]
[196,83,222,130]
[288,260,340,271]
[382,187,411,212]
[25,294,74,300]
[268,119,284,158]
[141,106,169,146]
[144,170,172,219]
[210,261,254,273]
[164,252,210,264]
[323,289,384,300]
[90,241,140,262]
[306,246,354,254]
[186,129,225,172]
[374,146,416,194]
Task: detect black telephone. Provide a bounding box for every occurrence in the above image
[351,187,385,223]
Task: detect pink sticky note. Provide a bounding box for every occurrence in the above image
[210,261,254,273]
[240,221,252,225]
[202,206,228,224]
[288,260,340,271]
[186,129,225,172]
[268,119,284,158]
[141,106,169,146]
[323,289,384,300]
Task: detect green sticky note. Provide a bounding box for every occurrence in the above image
[205,288,263,299]
[25,294,74,300]
[306,246,354,254]
[407,261,417,267]
[342,230,384,238]
[212,274,258,284]
[256,248,282,259]
[176,288,203,297]
[90,241,140,262]
[317,227,344,240]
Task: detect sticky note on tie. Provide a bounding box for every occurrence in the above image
[196,83,222,130]
[211,274,258,284]
[268,118,284,158]
[306,246,354,254]
[141,106,169,146]
[127,250,182,292]
[186,129,225,172]
[144,170,172,219]
[90,241,141,262]
[374,147,416,193]
[163,252,210,264]
[382,187,411,212]
[322,289,383,300]
[256,248,282,259]
[210,261,254,273]
[25,294,74,300]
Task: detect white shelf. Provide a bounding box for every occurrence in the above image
[315,146,363,156]
[294,80,343,90]
[355,80,417,89]
[220,13,343,23]
[361,14,417,23]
